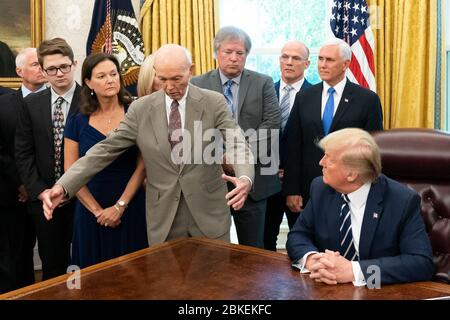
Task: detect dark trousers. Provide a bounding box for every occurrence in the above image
[231,195,267,249]
[264,191,300,251]
[28,201,74,281]
[0,202,35,293]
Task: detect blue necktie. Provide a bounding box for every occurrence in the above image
[223,80,234,117]
[340,194,358,261]
[322,87,335,135]
[280,85,293,132]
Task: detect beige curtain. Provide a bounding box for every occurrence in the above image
[140,0,219,75]
[368,0,443,128]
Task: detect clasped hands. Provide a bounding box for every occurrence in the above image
[93,206,122,228]
[305,249,355,285]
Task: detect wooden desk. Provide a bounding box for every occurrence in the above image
[1,238,449,300]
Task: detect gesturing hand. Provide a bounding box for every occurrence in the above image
[222,174,251,210]
[40,185,65,220]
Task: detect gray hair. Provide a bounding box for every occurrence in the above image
[321,38,352,61]
[213,26,252,57]
[15,48,37,68]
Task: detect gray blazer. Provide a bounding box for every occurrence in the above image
[191,68,281,201]
[57,85,254,245]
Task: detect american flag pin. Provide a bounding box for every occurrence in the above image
[373,212,379,219]
[344,98,349,103]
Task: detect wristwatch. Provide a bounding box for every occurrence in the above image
[116,200,128,209]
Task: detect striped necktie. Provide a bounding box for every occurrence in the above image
[340,194,358,261]
[223,80,234,117]
[280,85,293,132]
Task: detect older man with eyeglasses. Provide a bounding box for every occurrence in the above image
[15,38,80,281]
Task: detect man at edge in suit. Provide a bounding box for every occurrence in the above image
[40,44,254,246]
[264,40,312,251]
[287,128,433,286]
[191,26,280,249]
[15,38,80,280]
[283,38,383,213]
[0,48,46,292]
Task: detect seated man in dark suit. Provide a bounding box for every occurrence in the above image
[287,128,433,286]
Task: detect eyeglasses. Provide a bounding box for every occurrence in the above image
[44,63,73,76]
[280,54,307,63]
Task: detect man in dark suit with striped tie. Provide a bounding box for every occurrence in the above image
[264,40,312,251]
[287,128,433,286]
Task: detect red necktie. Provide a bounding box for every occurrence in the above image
[168,100,182,150]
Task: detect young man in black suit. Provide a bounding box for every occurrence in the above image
[283,38,383,213]
[264,40,312,251]
[15,38,80,281]
[0,48,46,293]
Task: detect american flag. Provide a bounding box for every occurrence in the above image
[330,0,376,91]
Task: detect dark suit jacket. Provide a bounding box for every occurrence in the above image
[274,79,312,168]
[283,80,383,203]
[15,86,81,205]
[191,69,281,201]
[286,175,434,285]
[0,90,24,205]
[0,86,14,96]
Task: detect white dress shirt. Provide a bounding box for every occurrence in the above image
[165,87,189,129]
[279,78,305,113]
[50,82,77,126]
[297,182,372,287]
[219,70,242,120]
[321,77,347,119]
[21,84,46,98]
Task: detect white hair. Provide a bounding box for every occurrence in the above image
[15,48,37,68]
[321,38,352,61]
[154,44,193,66]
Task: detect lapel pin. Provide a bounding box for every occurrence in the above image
[344,98,349,103]
[373,212,379,219]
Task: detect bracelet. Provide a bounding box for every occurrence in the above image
[113,204,121,213]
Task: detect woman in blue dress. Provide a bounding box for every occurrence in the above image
[64,53,148,268]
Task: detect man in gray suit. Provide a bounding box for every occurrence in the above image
[191,26,280,248]
[41,44,254,246]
